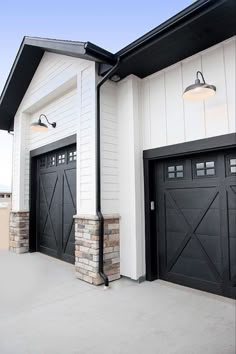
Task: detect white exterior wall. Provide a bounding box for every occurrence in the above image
[142,37,236,149]
[12,52,97,215]
[11,36,236,281]
[117,76,145,279]
[100,81,119,214]
[100,36,236,280]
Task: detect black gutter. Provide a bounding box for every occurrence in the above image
[85,42,116,65]
[96,58,120,287]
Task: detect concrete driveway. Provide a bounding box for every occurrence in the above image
[0,250,235,354]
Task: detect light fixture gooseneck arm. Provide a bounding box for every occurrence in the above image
[39,114,56,128]
[196,71,206,84]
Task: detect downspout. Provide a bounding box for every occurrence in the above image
[96,57,120,287]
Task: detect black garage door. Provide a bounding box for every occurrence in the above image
[155,149,236,298]
[36,145,76,264]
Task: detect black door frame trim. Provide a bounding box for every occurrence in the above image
[29,134,76,252]
[143,133,236,282]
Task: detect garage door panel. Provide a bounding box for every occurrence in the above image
[36,145,76,264]
[171,236,221,281]
[196,234,222,269]
[179,209,202,227]
[155,149,235,298]
[62,167,76,261]
[40,172,59,203]
[228,211,236,237]
[227,186,236,205]
[229,238,236,280]
[227,185,236,284]
[166,209,187,233]
[171,257,218,283]
[168,187,217,210]
[63,169,76,206]
[63,222,74,249]
[64,236,75,256]
[196,208,220,237]
[163,273,222,295]
[40,233,58,250]
[166,231,186,264]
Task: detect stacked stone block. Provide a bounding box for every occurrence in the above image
[74,215,120,285]
[9,211,29,253]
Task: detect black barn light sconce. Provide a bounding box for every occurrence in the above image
[31,114,56,132]
[183,71,216,101]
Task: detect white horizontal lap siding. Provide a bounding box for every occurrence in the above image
[29,89,77,149]
[12,52,95,211]
[23,89,77,209]
[101,81,119,214]
[142,37,236,150]
[11,114,21,210]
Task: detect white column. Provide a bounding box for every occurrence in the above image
[76,63,97,216]
[118,75,145,280]
[12,113,28,211]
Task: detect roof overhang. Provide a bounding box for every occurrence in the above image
[101,0,236,79]
[0,0,235,131]
[0,37,115,131]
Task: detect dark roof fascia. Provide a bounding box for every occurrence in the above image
[85,41,116,65]
[0,37,115,131]
[0,37,114,107]
[0,37,25,107]
[115,0,220,59]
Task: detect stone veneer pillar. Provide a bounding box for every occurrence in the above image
[9,211,29,254]
[74,214,120,285]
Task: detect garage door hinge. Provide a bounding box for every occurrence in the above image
[150,201,155,211]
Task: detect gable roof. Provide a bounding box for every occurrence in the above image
[0,0,235,131]
[0,37,115,131]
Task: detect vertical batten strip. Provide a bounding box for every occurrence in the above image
[180,62,186,142]
[222,43,230,134]
[164,71,168,145]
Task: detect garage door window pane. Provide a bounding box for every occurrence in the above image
[231,166,236,173]
[167,164,184,179]
[195,161,215,177]
[40,157,46,168]
[58,154,65,164]
[206,161,214,168]
[230,158,236,174]
[197,169,205,176]
[206,169,215,175]
[176,172,184,178]
[48,156,56,167]
[196,163,204,169]
[69,151,77,162]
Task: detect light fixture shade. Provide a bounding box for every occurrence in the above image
[31,121,48,132]
[183,71,216,101]
[183,83,216,101]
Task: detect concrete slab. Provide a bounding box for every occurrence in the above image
[0,250,235,354]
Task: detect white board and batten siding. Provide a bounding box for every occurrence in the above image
[141,36,236,150]
[113,36,236,280]
[12,52,97,214]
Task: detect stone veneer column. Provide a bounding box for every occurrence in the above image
[9,211,29,254]
[74,214,120,285]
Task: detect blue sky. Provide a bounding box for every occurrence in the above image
[0,0,192,188]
